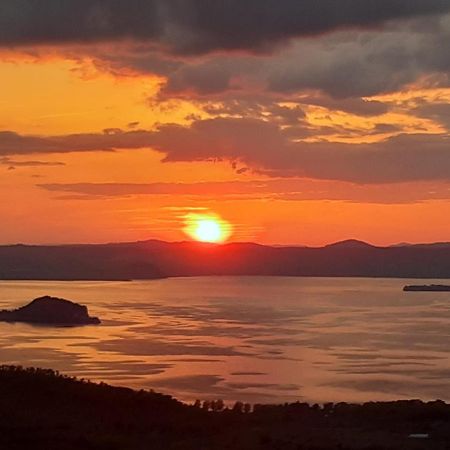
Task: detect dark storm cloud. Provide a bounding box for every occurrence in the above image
[2,117,449,184]
[80,11,449,101]
[3,2,449,101]
[156,19,450,99]
[1,1,449,54]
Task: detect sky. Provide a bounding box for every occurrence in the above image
[0,0,449,246]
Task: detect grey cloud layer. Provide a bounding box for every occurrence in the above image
[3,2,449,100]
[74,10,450,103]
[1,1,449,54]
[96,15,449,99]
[152,119,450,183]
[2,118,449,183]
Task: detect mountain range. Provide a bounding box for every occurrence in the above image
[0,239,449,280]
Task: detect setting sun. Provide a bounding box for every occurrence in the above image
[194,219,222,242]
[183,213,232,243]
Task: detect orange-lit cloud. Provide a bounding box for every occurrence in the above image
[37,178,450,204]
[4,116,448,183]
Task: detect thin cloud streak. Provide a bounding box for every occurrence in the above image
[38,179,450,204]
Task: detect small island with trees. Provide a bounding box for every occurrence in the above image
[0,296,100,325]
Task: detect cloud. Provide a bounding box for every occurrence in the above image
[1,1,449,55]
[299,96,389,117]
[38,178,450,204]
[2,117,449,183]
[0,129,154,155]
[415,102,450,130]
[264,22,450,98]
[83,12,450,100]
[151,118,450,183]
[0,157,65,167]
[3,4,449,102]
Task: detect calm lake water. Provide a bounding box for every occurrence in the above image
[1,277,449,404]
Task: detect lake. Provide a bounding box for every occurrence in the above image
[0,277,449,405]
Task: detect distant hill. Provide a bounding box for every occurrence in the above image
[0,239,449,280]
[324,239,377,249]
[391,242,450,248]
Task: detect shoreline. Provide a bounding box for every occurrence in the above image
[1,365,450,449]
[1,274,450,281]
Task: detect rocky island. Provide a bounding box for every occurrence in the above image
[0,296,100,325]
[403,284,450,292]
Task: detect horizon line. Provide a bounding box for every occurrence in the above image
[1,238,449,249]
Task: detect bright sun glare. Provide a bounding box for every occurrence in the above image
[195,219,222,242]
[183,213,232,243]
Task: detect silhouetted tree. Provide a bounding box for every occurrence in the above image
[210,399,225,412]
[216,399,224,411]
[232,401,244,413]
[323,402,334,414]
[202,400,211,411]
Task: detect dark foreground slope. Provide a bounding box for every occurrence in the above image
[1,366,450,450]
[0,239,449,280]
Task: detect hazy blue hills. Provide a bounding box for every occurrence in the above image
[0,239,449,280]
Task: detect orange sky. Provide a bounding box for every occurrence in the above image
[1,13,449,247]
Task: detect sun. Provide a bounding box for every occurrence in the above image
[194,219,222,242]
[183,213,232,243]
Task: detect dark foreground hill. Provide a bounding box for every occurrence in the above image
[0,239,449,280]
[1,366,450,450]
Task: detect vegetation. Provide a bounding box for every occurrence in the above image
[1,365,450,449]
